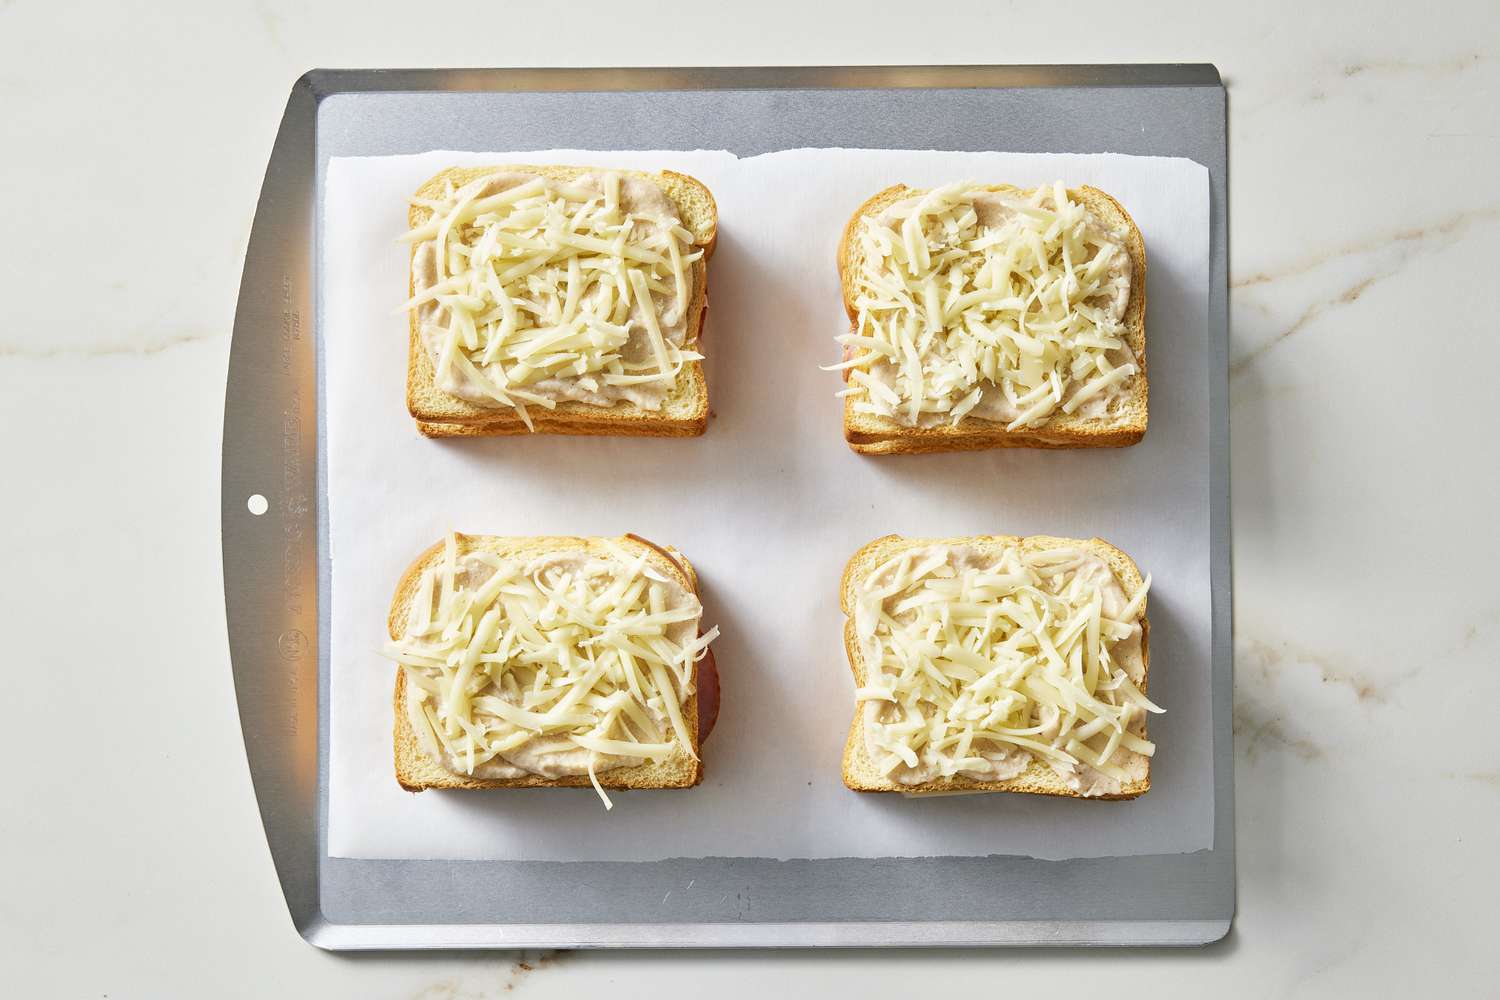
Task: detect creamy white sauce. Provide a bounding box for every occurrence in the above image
[406,550,696,781]
[857,545,1148,794]
[411,171,693,410]
[861,189,1135,428]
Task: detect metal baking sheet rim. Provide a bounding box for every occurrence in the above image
[222,65,1234,949]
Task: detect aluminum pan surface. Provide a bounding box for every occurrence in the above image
[222,64,1231,948]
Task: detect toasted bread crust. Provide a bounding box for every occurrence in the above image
[838,533,1151,799]
[836,184,1148,455]
[405,166,717,437]
[390,533,707,792]
[412,389,708,439]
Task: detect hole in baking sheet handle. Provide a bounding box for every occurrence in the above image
[247,494,269,516]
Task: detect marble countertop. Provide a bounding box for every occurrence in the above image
[3,0,1497,995]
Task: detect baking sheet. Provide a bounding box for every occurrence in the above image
[324,146,1211,863]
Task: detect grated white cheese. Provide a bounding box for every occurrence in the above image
[384,535,718,807]
[853,543,1158,796]
[403,171,704,424]
[833,182,1138,430]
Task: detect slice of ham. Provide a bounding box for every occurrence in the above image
[697,646,720,744]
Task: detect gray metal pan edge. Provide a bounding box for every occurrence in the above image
[222,65,1233,950]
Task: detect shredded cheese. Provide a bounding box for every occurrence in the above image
[402,171,704,423]
[833,182,1137,430]
[384,535,718,808]
[853,543,1158,796]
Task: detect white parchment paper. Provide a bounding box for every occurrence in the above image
[324,148,1212,861]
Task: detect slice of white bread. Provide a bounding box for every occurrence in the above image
[406,166,718,439]
[839,533,1151,799]
[836,184,1148,455]
[390,532,710,792]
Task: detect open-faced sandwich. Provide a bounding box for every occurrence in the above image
[840,533,1157,799]
[402,166,717,438]
[833,181,1146,454]
[383,532,719,807]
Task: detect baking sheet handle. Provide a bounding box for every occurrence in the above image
[221,73,322,940]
